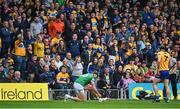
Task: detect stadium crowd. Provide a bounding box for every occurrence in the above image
[0,0,179,93]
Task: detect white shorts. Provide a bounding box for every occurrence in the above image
[73,82,84,94]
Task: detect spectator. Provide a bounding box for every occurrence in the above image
[50,31,63,54]
[57,40,67,60]
[11,71,23,83]
[113,65,124,87]
[49,59,58,75]
[14,35,26,75]
[120,72,135,98]
[40,64,56,88]
[0,20,11,57]
[27,55,39,82]
[34,35,45,58]
[30,16,43,37]
[54,54,63,70]
[81,43,95,68]
[56,66,70,89]
[71,56,83,82]
[87,57,99,74]
[67,33,81,58]
[48,14,65,38]
[142,6,155,27]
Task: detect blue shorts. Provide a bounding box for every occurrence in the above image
[159,70,169,80]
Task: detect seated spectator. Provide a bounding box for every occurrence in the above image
[144,66,155,82]
[27,55,39,82]
[56,66,70,89]
[11,71,23,83]
[139,61,149,75]
[5,66,15,82]
[49,59,59,75]
[0,64,5,82]
[40,64,56,88]
[54,54,63,70]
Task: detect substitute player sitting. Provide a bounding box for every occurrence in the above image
[65,72,107,102]
[153,46,171,103]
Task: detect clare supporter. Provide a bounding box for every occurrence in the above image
[56,66,70,89]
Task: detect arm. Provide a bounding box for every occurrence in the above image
[89,82,101,98]
[157,53,161,74]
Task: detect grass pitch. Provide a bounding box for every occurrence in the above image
[0,100,179,108]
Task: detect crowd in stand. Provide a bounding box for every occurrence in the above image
[0,0,179,92]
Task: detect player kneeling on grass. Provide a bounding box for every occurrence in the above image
[65,72,107,102]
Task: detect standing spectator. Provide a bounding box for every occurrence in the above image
[47,3,58,18]
[14,35,26,77]
[142,6,155,27]
[48,14,65,38]
[71,56,83,82]
[0,20,11,57]
[87,57,99,74]
[25,30,35,46]
[81,43,95,70]
[67,33,81,58]
[108,39,120,63]
[142,42,155,66]
[30,16,43,37]
[113,65,124,87]
[57,40,67,61]
[64,22,77,42]
[121,72,135,98]
[50,31,63,54]
[34,35,45,58]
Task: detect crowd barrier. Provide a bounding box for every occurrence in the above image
[48,88,128,100]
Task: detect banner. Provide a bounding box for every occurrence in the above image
[129,83,180,100]
[0,83,49,101]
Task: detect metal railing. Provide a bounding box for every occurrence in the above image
[48,88,128,100]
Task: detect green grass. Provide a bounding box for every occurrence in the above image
[0,100,179,108]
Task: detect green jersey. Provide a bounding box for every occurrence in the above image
[75,74,94,86]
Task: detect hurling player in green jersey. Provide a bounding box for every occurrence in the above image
[65,71,107,102]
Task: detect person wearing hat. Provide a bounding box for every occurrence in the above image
[142,41,156,66]
[7,66,14,81]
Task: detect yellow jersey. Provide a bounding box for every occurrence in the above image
[34,41,45,58]
[56,72,69,82]
[14,40,26,56]
[157,51,171,71]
